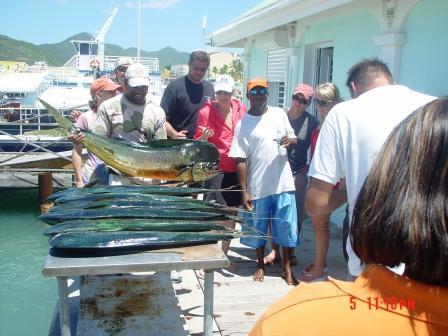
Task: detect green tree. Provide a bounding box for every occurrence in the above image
[219,64,229,75]
[211,66,219,79]
[229,59,243,82]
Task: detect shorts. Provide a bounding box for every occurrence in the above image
[240,191,298,248]
[204,172,241,207]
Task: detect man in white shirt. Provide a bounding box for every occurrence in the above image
[306,58,436,276]
[229,78,298,285]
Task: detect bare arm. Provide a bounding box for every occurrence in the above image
[235,158,252,210]
[306,177,347,217]
[165,121,187,139]
[71,143,84,188]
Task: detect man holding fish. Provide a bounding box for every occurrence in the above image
[70,63,167,185]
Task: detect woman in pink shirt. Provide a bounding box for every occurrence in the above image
[195,75,246,263]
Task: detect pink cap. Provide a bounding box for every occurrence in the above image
[293,84,313,100]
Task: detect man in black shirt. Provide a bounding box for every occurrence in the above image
[161,50,215,139]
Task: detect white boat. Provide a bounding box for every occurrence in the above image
[0,6,163,155]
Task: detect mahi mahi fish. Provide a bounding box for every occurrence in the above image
[38,99,219,182]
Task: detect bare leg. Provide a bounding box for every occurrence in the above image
[281,247,298,286]
[301,215,329,281]
[220,220,235,255]
[253,246,266,282]
[313,215,330,271]
[290,174,308,265]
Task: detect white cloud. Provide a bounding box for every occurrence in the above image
[125,0,181,10]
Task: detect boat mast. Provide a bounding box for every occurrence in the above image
[137,0,141,62]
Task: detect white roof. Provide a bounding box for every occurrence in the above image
[37,87,90,110]
[0,72,50,93]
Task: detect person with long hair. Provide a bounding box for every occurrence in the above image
[249,98,448,335]
[301,82,343,281]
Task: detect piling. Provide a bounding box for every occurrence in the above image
[38,173,54,213]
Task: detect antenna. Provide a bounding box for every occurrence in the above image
[137,0,141,62]
[202,16,207,48]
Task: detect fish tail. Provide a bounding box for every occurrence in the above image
[38,98,75,135]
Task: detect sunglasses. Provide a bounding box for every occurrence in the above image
[292,96,310,104]
[314,99,332,107]
[249,88,268,96]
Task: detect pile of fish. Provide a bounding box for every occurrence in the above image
[40,185,244,256]
[38,98,220,182]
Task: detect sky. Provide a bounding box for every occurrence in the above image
[1,0,261,53]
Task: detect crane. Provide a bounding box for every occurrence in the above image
[96,7,118,67]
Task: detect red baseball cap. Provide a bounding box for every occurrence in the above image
[90,77,122,96]
[293,84,313,100]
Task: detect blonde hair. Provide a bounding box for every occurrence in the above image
[314,82,341,103]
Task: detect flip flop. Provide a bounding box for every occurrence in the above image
[302,264,328,275]
[298,272,327,283]
[281,271,299,286]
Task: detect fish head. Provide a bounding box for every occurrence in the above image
[191,161,219,182]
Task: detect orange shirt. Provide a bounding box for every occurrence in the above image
[249,265,448,335]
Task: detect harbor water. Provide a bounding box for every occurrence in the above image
[0,188,57,335]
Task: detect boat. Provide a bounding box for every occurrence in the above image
[0,7,163,188]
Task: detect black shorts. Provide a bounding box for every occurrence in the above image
[204,172,241,207]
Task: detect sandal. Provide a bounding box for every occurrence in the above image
[302,264,328,275]
[299,271,327,283]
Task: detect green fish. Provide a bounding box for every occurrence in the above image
[39,98,219,182]
[43,219,234,236]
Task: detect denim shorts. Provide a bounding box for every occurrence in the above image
[240,191,298,248]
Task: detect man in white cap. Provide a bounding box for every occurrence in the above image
[114,57,134,87]
[93,63,167,185]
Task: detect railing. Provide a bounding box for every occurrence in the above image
[0,106,85,136]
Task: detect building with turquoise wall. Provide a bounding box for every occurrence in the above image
[210,0,447,109]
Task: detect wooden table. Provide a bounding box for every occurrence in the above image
[42,244,229,336]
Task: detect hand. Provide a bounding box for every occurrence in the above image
[297,164,309,175]
[70,110,82,122]
[199,126,214,140]
[67,131,85,144]
[75,180,84,188]
[241,191,253,211]
[175,130,188,139]
[280,136,296,148]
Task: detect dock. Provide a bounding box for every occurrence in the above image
[47,214,349,335]
[176,215,349,335]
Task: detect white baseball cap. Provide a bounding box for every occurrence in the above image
[214,74,235,93]
[114,57,134,69]
[125,63,150,87]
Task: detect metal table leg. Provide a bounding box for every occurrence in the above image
[203,269,214,336]
[56,276,71,336]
